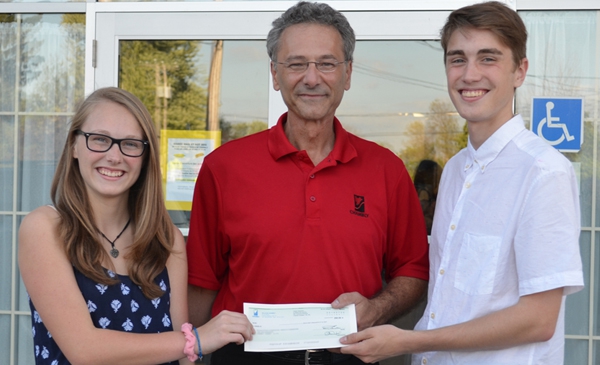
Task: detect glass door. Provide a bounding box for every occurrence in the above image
[90,2,464,233]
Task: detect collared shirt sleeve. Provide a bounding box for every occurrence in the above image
[514,163,583,296]
[187,158,228,291]
[384,161,430,282]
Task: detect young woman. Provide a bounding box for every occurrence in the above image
[19,87,253,365]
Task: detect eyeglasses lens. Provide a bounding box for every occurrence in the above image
[87,134,145,157]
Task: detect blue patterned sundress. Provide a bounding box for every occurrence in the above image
[29,266,178,365]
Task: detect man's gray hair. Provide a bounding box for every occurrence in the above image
[266,1,355,62]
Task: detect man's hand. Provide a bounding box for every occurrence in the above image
[331,292,378,331]
[338,288,564,363]
[331,277,427,331]
[339,325,411,363]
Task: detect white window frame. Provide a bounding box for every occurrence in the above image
[87,0,492,127]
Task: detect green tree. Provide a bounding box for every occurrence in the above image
[399,99,467,177]
[119,40,207,132]
[220,119,268,144]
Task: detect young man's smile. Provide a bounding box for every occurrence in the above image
[445,28,528,148]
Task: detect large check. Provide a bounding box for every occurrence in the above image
[243,303,357,352]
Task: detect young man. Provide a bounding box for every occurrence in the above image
[339,2,584,364]
[186,2,429,364]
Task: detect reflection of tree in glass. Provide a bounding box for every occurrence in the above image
[18,15,44,98]
[0,14,17,109]
[0,14,16,23]
[398,99,467,177]
[7,15,85,163]
[0,117,13,168]
[119,40,208,132]
[0,15,17,165]
[17,14,85,113]
[60,14,86,110]
[413,160,442,235]
[220,119,268,144]
[119,40,267,144]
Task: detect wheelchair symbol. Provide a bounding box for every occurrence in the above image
[537,101,575,146]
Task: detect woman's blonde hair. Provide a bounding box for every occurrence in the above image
[51,87,173,299]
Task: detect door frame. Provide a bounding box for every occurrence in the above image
[87,0,487,126]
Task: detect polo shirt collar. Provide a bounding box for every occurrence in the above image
[268,113,298,160]
[465,114,526,173]
[268,112,357,164]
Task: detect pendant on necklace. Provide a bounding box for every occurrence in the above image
[99,218,130,260]
[110,247,120,258]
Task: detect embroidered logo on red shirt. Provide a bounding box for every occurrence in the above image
[350,195,369,218]
[354,195,365,212]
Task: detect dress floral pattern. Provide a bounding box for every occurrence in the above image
[29,267,178,365]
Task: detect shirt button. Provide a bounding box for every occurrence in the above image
[430,312,435,319]
[310,196,316,202]
[422,358,427,365]
[310,174,315,179]
[465,182,471,188]
[450,224,456,230]
[439,269,445,275]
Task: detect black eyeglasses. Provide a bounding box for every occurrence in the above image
[76,130,148,157]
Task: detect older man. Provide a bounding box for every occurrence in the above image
[187,2,429,364]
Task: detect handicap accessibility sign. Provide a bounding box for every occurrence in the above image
[531,97,583,152]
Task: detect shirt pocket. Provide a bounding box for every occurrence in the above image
[454,233,501,296]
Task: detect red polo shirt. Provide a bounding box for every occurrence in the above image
[187,114,429,316]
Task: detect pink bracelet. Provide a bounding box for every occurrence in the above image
[181,323,198,362]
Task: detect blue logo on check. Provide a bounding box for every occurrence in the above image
[253,310,259,317]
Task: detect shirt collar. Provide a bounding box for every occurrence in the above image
[465,114,526,173]
[268,112,357,164]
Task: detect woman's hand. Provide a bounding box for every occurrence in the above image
[195,310,255,355]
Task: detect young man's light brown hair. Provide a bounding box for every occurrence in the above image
[440,1,527,69]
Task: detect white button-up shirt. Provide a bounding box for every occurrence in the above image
[413,115,584,365]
